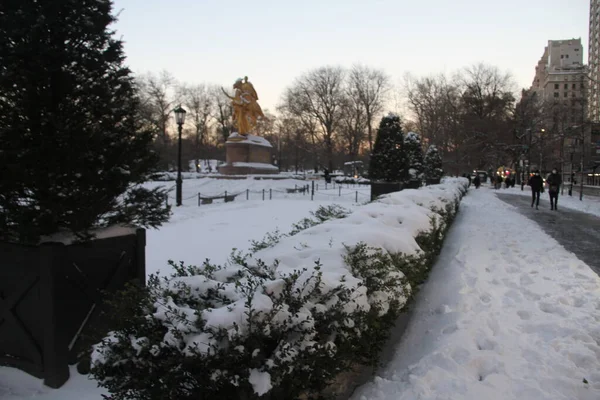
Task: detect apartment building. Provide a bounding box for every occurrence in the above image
[589,0,600,122]
[529,39,589,180]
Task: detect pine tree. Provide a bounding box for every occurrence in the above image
[424,145,443,183]
[369,114,407,182]
[0,0,170,243]
[404,132,424,184]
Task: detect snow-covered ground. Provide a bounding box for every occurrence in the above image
[4,180,598,400]
[352,187,600,400]
[146,199,357,276]
[0,179,361,400]
[489,184,600,218]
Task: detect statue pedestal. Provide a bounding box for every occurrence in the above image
[218,133,279,175]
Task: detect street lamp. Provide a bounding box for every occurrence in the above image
[174,105,187,206]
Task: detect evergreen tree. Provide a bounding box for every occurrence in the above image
[404,132,424,184]
[424,145,443,183]
[369,114,407,182]
[0,0,170,243]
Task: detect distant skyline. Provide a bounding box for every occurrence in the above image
[112,0,590,112]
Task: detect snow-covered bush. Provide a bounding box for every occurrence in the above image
[90,179,469,400]
[404,132,424,187]
[250,204,351,252]
[368,113,408,182]
[424,145,443,184]
[334,176,371,185]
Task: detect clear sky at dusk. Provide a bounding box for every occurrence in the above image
[111,0,590,112]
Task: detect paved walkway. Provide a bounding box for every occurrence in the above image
[496,193,600,276]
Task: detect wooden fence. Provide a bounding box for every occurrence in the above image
[0,228,146,388]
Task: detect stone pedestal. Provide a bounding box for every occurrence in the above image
[218,133,279,175]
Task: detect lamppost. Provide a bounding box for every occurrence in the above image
[174,105,187,206]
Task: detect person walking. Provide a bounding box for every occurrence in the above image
[473,174,481,189]
[546,168,562,210]
[528,170,543,210]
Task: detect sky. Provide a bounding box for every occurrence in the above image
[111,0,590,113]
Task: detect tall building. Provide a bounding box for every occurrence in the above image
[530,38,586,105]
[589,0,600,122]
[528,39,588,179]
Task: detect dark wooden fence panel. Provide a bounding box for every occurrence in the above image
[0,242,44,379]
[0,228,146,388]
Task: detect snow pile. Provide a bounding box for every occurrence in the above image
[90,178,468,398]
[352,188,600,400]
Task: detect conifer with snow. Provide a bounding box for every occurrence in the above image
[404,132,424,186]
[0,0,170,243]
[368,114,408,182]
[424,145,443,184]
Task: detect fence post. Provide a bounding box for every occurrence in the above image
[355,191,358,203]
[246,189,249,200]
[325,183,328,190]
[39,243,70,388]
[316,183,319,191]
[225,191,227,202]
[262,189,265,201]
[339,186,342,196]
[198,193,201,206]
[311,181,315,197]
[269,188,272,200]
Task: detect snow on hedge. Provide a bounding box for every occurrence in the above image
[91,178,468,398]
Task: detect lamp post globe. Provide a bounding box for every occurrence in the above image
[174,105,187,206]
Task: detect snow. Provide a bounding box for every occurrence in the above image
[352,187,600,400]
[226,133,273,148]
[11,178,600,399]
[109,178,466,395]
[248,369,272,396]
[0,178,362,400]
[490,185,600,218]
[405,131,420,141]
[39,225,137,244]
[229,161,279,170]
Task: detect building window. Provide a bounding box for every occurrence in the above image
[564,83,568,89]
[581,83,585,88]
[573,83,576,89]
[561,55,564,59]
[566,54,569,58]
[575,48,580,51]
[564,92,568,97]
[555,83,559,89]
[554,92,559,98]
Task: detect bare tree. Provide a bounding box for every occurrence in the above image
[137,70,177,145]
[180,83,213,172]
[339,92,367,162]
[284,66,346,171]
[404,73,462,172]
[348,65,390,152]
[212,86,233,144]
[457,63,516,171]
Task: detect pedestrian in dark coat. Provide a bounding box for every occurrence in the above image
[473,174,481,188]
[546,168,562,210]
[528,170,543,209]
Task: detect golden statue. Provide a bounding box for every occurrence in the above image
[222,76,265,136]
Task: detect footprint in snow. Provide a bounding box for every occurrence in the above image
[538,302,570,318]
[442,324,458,335]
[517,310,531,320]
[519,273,535,286]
